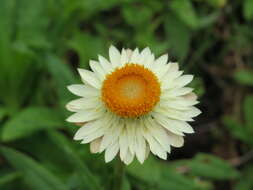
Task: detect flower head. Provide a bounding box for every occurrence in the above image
[66,46,201,164]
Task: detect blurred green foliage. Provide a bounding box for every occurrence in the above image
[0,0,253,190]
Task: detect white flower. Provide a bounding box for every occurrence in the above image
[66,46,201,164]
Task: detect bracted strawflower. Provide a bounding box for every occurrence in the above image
[66,46,201,165]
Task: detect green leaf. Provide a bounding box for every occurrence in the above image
[0,0,15,70]
[0,146,68,190]
[0,107,7,121]
[127,156,162,184]
[244,95,253,129]
[0,0,43,109]
[164,13,191,59]
[208,0,226,7]
[189,77,205,97]
[234,70,253,86]
[67,32,106,68]
[47,131,103,190]
[243,0,253,20]
[127,156,211,190]
[160,171,211,190]
[122,5,153,27]
[198,12,220,28]
[122,176,131,190]
[135,30,168,56]
[0,171,21,186]
[15,0,50,48]
[196,0,226,8]
[46,55,77,107]
[235,164,253,190]
[170,0,199,29]
[223,116,253,146]
[188,153,240,180]
[1,107,64,142]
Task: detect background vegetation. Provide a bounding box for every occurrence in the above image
[1,0,253,189]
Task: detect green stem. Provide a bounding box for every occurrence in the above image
[112,158,125,190]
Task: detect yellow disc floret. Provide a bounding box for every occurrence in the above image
[101,64,161,117]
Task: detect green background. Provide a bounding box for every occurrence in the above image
[1,0,253,189]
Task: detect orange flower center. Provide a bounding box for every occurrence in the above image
[101,64,161,117]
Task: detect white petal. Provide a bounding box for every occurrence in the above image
[74,120,101,140]
[109,45,121,68]
[130,48,140,63]
[78,69,101,89]
[81,127,106,144]
[90,137,102,153]
[140,47,151,57]
[134,127,146,164]
[173,75,193,88]
[161,71,183,90]
[178,122,194,133]
[119,129,129,161]
[141,126,167,160]
[161,118,194,134]
[105,142,120,163]
[89,60,106,80]
[168,62,179,72]
[145,118,171,152]
[99,119,122,152]
[167,132,184,147]
[161,87,193,98]
[182,92,197,101]
[67,84,99,97]
[126,49,133,61]
[79,116,113,143]
[158,64,171,79]
[183,107,202,118]
[138,47,152,65]
[66,98,100,112]
[145,144,150,160]
[125,121,136,155]
[160,98,199,110]
[155,54,168,65]
[66,109,104,123]
[122,149,134,165]
[153,106,194,122]
[144,54,155,68]
[80,115,122,145]
[150,59,170,79]
[120,48,128,66]
[98,55,113,73]
[152,113,184,135]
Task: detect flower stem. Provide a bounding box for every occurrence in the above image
[112,158,125,190]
